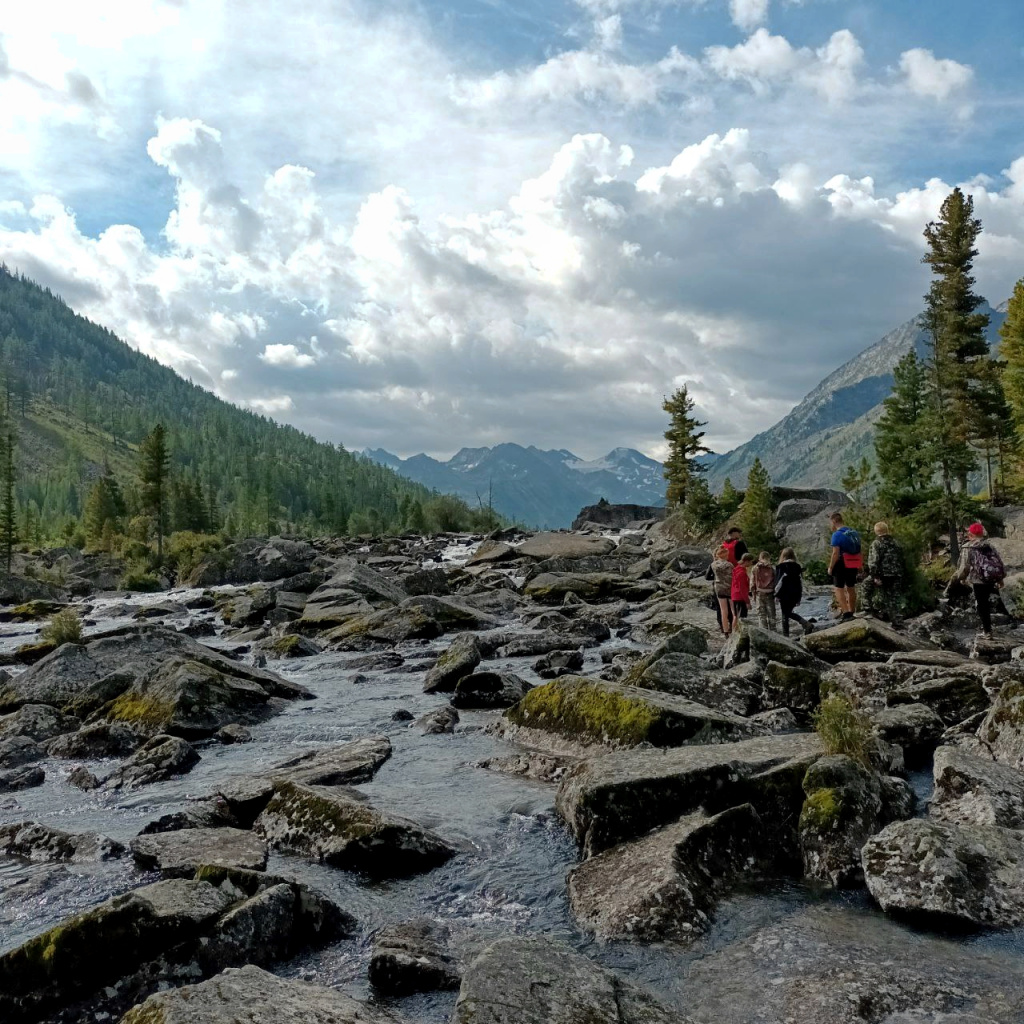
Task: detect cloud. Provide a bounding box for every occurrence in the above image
[899,48,973,100]
[730,0,770,32]
[260,344,316,368]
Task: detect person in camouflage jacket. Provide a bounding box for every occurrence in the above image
[866,522,905,628]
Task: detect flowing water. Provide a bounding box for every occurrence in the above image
[2,563,1024,1023]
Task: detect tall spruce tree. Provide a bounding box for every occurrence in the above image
[679,476,723,537]
[739,457,776,554]
[139,424,170,562]
[874,350,935,512]
[720,478,742,520]
[662,385,709,506]
[921,188,991,558]
[0,425,16,573]
[999,279,1024,430]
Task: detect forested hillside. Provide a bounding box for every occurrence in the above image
[0,266,487,542]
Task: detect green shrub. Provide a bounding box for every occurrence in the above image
[165,531,224,579]
[40,608,83,646]
[119,562,162,593]
[803,558,831,585]
[812,693,873,767]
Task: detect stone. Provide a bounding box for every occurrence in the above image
[323,605,441,646]
[403,594,502,630]
[130,828,269,877]
[369,918,460,995]
[391,709,414,722]
[68,765,99,791]
[139,799,239,834]
[451,670,532,709]
[120,965,395,1024]
[101,734,200,790]
[0,703,74,742]
[930,746,1024,830]
[761,661,822,715]
[498,631,600,657]
[751,707,801,733]
[572,503,667,531]
[504,676,756,754]
[887,671,991,727]
[745,623,829,671]
[416,705,459,734]
[268,735,392,787]
[216,723,252,744]
[517,533,616,560]
[568,804,769,942]
[260,634,321,659]
[524,572,657,605]
[255,781,455,876]
[634,653,764,718]
[556,732,823,856]
[465,539,517,566]
[977,680,1024,769]
[863,817,1024,928]
[0,734,44,768]
[871,703,946,766]
[799,755,914,889]
[46,721,140,758]
[453,937,684,1024]
[0,765,44,792]
[533,649,585,678]
[403,567,450,596]
[187,536,318,586]
[221,587,275,627]
[215,778,277,827]
[297,563,405,629]
[0,821,125,862]
[423,634,481,693]
[477,752,579,783]
[803,618,926,663]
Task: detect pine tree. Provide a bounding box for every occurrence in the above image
[874,351,935,513]
[0,426,16,572]
[921,188,991,559]
[662,385,709,506]
[719,478,742,520]
[139,424,170,562]
[407,499,427,534]
[83,475,122,547]
[738,458,776,553]
[999,278,1024,430]
[679,476,722,536]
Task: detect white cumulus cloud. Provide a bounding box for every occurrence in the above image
[899,48,974,100]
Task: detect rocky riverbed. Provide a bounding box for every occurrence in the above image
[1,524,1023,1024]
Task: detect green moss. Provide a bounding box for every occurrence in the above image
[266,781,378,841]
[800,787,842,832]
[120,1004,167,1024]
[267,635,302,655]
[507,678,661,746]
[106,690,176,728]
[8,600,65,621]
[15,639,57,664]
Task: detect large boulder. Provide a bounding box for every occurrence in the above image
[130,828,269,877]
[255,781,455,876]
[187,537,318,586]
[517,533,616,560]
[863,818,1024,928]
[523,572,658,605]
[453,937,684,1024]
[571,504,667,530]
[631,652,764,718]
[120,964,396,1024]
[0,822,125,863]
[323,604,441,646]
[930,746,1024,830]
[556,732,823,856]
[803,619,926,663]
[567,804,770,941]
[977,679,1024,769]
[465,539,517,566]
[887,671,990,727]
[0,703,75,742]
[101,734,201,790]
[798,755,914,888]
[451,671,532,709]
[267,735,392,787]
[423,634,481,694]
[504,676,755,753]
[870,703,946,766]
[369,919,460,995]
[296,563,405,630]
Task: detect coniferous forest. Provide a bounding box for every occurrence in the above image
[0,265,499,560]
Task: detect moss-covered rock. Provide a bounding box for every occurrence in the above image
[0,600,67,622]
[977,678,1024,770]
[262,634,321,659]
[423,634,480,694]
[761,661,822,715]
[324,605,441,646]
[506,676,754,751]
[523,572,658,605]
[14,640,57,665]
[802,618,925,664]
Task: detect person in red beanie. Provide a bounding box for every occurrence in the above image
[947,522,1006,639]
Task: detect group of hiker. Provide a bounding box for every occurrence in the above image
[707,511,1009,640]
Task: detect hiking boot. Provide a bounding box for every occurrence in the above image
[840,612,854,622]
[802,622,814,636]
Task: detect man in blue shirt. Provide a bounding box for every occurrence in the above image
[828,511,862,622]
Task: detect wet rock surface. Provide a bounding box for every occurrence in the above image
[369,918,460,995]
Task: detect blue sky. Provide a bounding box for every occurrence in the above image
[1,0,1023,458]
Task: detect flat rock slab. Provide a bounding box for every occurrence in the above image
[130,828,269,877]
[504,676,756,752]
[863,817,1024,928]
[516,533,616,560]
[369,919,460,995]
[268,735,392,787]
[120,964,398,1024]
[453,937,686,1024]
[804,619,926,663]
[255,781,455,877]
[556,732,823,856]
[568,804,768,942]
[0,822,125,863]
[930,746,1024,830]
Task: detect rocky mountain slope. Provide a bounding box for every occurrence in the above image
[707,301,1008,490]
[363,444,666,529]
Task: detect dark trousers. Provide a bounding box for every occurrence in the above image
[974,583,996,633]
[780,601,809,636]
[733,601,749,620]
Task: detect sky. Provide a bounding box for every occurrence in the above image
[1,1,1023,460]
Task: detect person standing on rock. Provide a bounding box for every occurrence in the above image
[711,545,736,635]
[828,512,862,622]
[866,522,905,628]
[753,551,777,631]
[946,522,1006,640]
[775,547,814,637]
[722,527,747,565]
[731,552,754,622]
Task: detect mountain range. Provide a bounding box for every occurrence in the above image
[706,300,1009,490]
[363,445,666,529]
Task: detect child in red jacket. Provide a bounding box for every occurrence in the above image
[731,552,754,621]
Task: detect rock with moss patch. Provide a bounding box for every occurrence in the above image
[760,661,822,715]
[632,653,764,718]
[0,821,125,863]
[568,804,770,942]
[523,572,658,606]
[416,705,459,734]
[0,600,67,622]
[120,964,393,1024]
[323,605,442,647]
[556,732,823,857]
[976,680,1024,770]
[130,828,268,877]
[14,640,57,665]
[745,624,829,671]
[261,634,321,659]
[402,594,501,631]
[101,734,200,790]
[930,746,1024,829]
[799,755,914,889]
[453,936,685,1024]
[862,818,1024,928]
[504,676,755,754]
[369,919,461,995]
[423,634,481,694]
[887,671,990,727]
[803,619,926,663]
[255,781,455,876]
[296,564,405,631]
[0,734,44,769]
